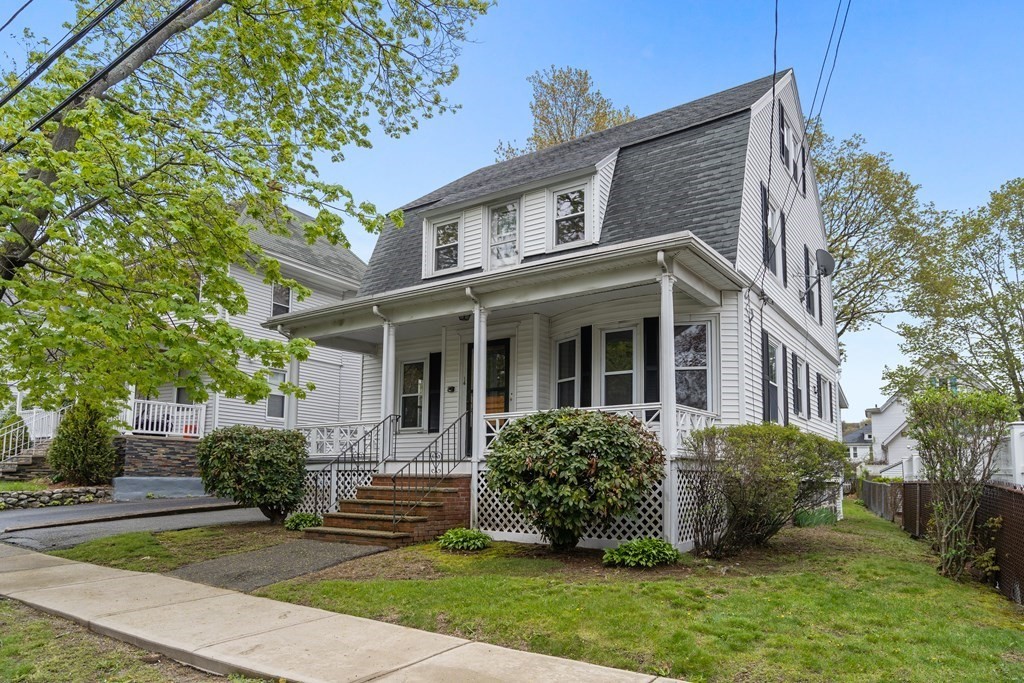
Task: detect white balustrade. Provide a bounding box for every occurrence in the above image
[297,421,378,457]
[129,399,206,438]
[674,405,718,450]
[483,403,667,453]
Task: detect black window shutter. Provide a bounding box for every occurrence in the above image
[781,345,789,425]
[804,245,814,315]
[761,330,770,422]
[780,211,788,287]
[761,182,770,269]
[829,382,835,423]
[806,364,812,420]
[816,372,824,418]
[778,102,787,164]
[580,326,592,408]
[427,352,442,433]
[792,352,800,415]
[817,275,823,325]
[801,146,807,194]
[643,317,660,404]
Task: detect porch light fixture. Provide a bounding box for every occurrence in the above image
[458,314,471,321]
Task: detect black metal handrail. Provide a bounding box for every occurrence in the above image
[309,414,399,515]
[391,411,470,528]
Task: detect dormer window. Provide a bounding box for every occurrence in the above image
[431,216,461,274]
[553,185,587,247]
[489,201,519,269]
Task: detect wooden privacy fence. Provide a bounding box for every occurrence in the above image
[902,481,1024,605]
[860,479,903,522]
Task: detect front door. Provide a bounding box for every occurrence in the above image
[466,338,511,454]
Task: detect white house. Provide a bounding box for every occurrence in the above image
[270,70,843,549]
[864,395,914,477]
[843,424,873,463]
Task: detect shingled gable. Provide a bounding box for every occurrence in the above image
[359,70,789,297]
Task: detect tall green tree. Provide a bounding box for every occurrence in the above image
[495,65,634,161]
[808,121,922,340]
[896,179,1024,418]
[0,0,487,410]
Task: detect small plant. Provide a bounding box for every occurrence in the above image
[602,538,681,568]
[284,512,323,531]
[437,527,491,551]
[794,508,838,528]
[48,401,119,485]
[196,425,308,524]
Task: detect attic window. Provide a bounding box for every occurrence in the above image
[432,217,460,273]
[553,186,587,247]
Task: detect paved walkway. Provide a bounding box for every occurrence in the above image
[0,542,680,682]
[167,539,385,592]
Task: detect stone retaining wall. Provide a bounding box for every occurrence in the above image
[115,435,199,477]
[0,486,112,510]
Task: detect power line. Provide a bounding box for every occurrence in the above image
[2,0,201,154]
[816,0,853,124]
[0,0,129,111]
[0,0,34,34]
[807,0,843,122]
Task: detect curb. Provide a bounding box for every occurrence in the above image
[1,502,244,533]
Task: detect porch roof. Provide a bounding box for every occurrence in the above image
[264,233,750,352]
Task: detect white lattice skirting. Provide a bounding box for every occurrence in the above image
[294,464,376,515]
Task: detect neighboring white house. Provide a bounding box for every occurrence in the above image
[843,424,873,463]
[864,395,913,477]
[270,70,844,549]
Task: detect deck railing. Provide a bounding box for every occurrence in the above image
[2,406,68,465]
[297,420,380,459]
[127,399,206,438]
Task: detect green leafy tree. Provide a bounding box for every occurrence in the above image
[487,409,664,551]
[907,389,1015,579]
[495,65,634,161]
[895,179,1024,417]
[808,121,923,341]
[0,0,487,411]
[48,401,119,485]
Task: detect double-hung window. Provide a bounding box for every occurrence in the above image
[553,185,587,247]
[489,202,519,268]
[555,338,578,408]
[765,338,781,423]
[432,218,460,274]
[674,323,711,412]
[271,283,291,317]
[266,370,286,419]
[602,329,635,406]
[793,356,806,417]
[817,373,826,419]
[400,361,425,430]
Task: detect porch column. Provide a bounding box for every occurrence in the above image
[659,266,678,544]
[471,301,488,528]
[379,321,396,420]
[285,356,300,429]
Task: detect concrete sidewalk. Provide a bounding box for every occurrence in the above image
[0,542,681,682]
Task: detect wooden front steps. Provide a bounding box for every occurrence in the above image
[304,474,470,548]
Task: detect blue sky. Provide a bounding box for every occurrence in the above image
[7,1,1024,420]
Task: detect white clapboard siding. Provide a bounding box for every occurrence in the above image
[462,207,483,271]
[595,151,618,240]
[521,189,548,257]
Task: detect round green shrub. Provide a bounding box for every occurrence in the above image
[437,527,491,551]
[196,425,307,524]
[284,512,323,531]
[602,537,681,568]
[47,402,119,485]
[487,409,665,551]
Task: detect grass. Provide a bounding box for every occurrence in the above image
[257,502,1024,682]
[51,522,302,572]
[0,479,49,492]
[0,597,222,682]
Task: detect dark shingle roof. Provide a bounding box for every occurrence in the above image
[359,71,784,296]
[844,425,872,444]
[247,208,367,284]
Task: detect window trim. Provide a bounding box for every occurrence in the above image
[766,337,782,424]
[425,214,463,277]
[548,180,591,252]
[553,336,580,408]
[398,359,427,432]
[486,199,522,270]
[600,326,638,407]
[673,320,714,414]
[793,357,807,417]
[265,369,286,420]
[271,283,291,317]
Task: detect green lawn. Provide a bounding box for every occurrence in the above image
[258,502,1024,682]
[0,479,49,492]
[51,523,302,572]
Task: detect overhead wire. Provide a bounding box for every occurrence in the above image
[0,0,34,34]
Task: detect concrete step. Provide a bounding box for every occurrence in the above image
[322,512,428,534]
[303,526,413,548]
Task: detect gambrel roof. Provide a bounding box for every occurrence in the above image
[360,70,789,297]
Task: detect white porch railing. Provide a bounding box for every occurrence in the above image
[3,406,68,465]
[17,407,66,440]
[296,420,379,458]
[483,403,717,454]
[126,399,206,438]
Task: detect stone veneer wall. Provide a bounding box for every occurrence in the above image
[114,435,200,477]
[0,486,112,509]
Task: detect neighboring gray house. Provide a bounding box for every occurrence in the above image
[271,70,844,549]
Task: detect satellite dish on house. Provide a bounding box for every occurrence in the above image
[815,249,836,277]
